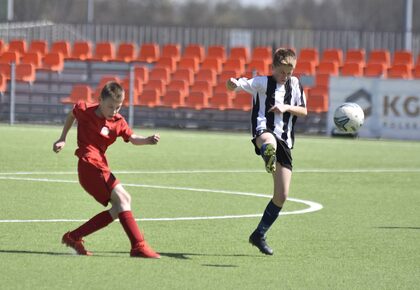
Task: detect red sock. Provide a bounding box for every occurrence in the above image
[70,210,114,240]
[118,211,144,247]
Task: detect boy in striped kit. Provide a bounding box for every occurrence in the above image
[226,48,307,255]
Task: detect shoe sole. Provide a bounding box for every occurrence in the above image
[263,144,276,173]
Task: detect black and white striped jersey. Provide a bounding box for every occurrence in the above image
[233,75,306,149]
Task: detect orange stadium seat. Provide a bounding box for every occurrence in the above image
[412,63,420,79]
[149,67,171,84]
[251,46,272,62]
[315,73,330,88]
[155,56,177,73]
[209,92,233,110]
[21,52,42,68]
[232,90,252,111]
[69,41,92,61]
[61,85,93,104]
[161,90,186,108]
[0,73,6,93]
[15,63,35,83]
[298,48,319,65]
[177,56,199,72]
[201,57,223,73]
[183,44,205,62]
[29,40,48,56]
[364,62,387,78]
[0,63,11,79]
[143,79,166,96]
[8,39,26,55]
[224,58,245,74]
[137,43,160,63]
[41,52,64,72]
[51,41,70,59]
[0,39,5,54]
[207,45,226,63]
[185,91,208,110]
[0,51,20,64]
[161,44,181,62]
[307,87,328,113]
[387,64,412,79]
[345,49,365,64]
[122,76,143,98]
[166,79,189,95]
[368,49,391,67]
[340,62,363,77]
[172,68,194,85]
[138,89,160,107]
[115,42,136,62]
[134,66,149,84]
[213,82,234,97]
[195,68,217,86]
[393,50,413,68]
[316,61,339,76]
[322,48,343,67]
[246,59,270,76]
[229,47,249,64]
[121,78,140,106]
[137,89,158,107]
[92,41,115,62]
[190,80,212,96]
[293,60,316,77]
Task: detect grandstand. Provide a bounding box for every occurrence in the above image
[0,16,419,134]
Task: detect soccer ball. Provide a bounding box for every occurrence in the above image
[333,103,364,133]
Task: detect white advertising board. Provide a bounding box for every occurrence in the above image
[328,77,420,140]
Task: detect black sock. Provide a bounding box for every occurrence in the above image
[255,199,282,236]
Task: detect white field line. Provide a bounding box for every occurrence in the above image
[0,168,419,175]
[0,176,323,223]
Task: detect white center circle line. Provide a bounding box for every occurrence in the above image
[0,174,323,223]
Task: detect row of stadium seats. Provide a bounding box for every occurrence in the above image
[2,39,420,81]
[62,81,253,111]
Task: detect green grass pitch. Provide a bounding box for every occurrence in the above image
[0,125,419,289]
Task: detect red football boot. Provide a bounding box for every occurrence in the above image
[62,232,93,256]
[130,241,161,259]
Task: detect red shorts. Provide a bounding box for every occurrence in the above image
[77,157,120,206]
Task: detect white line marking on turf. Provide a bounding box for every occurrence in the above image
[0,168,419,175]
[0,176,323,223]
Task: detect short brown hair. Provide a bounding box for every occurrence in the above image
[100,81,124,101]
[272,48,297,68]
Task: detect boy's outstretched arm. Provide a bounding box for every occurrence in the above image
[53,111,75,153]
[129,133,160,145]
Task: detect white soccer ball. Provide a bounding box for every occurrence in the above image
[333,102,365,133]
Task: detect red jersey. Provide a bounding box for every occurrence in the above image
[72,101,133,161]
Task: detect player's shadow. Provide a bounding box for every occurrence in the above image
[376,226,420,230]
[0,249,264,260]
[0,249,72,256]
[96,251,264,260]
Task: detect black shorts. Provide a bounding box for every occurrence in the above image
[252,130,293,171]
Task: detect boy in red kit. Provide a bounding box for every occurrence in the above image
[53,81,160,259]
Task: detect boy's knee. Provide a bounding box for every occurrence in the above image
[256,132,277,149]
[111,187,132,208]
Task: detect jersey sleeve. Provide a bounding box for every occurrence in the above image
[291,77,306,108]
[232,76,267,95]
[118,118,134,142]
[72,101,87,121]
